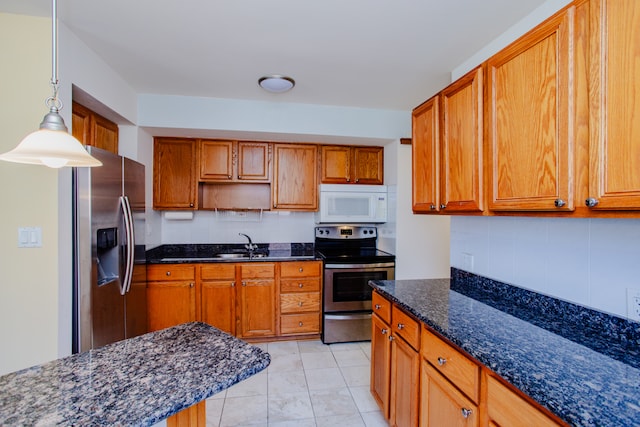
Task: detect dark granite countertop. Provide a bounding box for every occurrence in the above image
[369,270,640,427]
[147,243,318,264]
[0,322,270,426]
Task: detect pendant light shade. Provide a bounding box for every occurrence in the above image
[0,0,102,168]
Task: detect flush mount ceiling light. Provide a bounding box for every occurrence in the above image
[258,75,295,93]
[0,0,101,168]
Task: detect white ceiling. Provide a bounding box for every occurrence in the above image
[2,0,549,111]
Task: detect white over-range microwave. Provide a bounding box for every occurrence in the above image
[316,184,388,224]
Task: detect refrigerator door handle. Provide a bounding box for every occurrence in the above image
[120,195,135,295]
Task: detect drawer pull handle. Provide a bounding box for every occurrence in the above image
[299,321,304,326]
[298,283,304,288]
[381,328,388,335]
[374,304,381,310]
[397,323,405,330]
[461,408,473,419]
[437,357,447,366]
[166,271,171,276]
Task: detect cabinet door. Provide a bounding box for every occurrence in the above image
[199,140,234,181]
[353,146,384,185]
[389,335,420,427]
[320,145,351,183]
[587,0,640,210]
[371,313,392,419]
[237,141,271,181]
[147,281,196,332]
[421,362,478,427]
[238,263,277,338]
[72,102,91,144]
[201,264,237,335]
[440,67,483,213]
[412,96,440,213]
[272,144,318,211]
[153,138,197,209]
[486,7,575,211]
[92,114,119,155]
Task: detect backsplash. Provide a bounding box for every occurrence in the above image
[451,268,640,369]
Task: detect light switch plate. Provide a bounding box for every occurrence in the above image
[18,227,42,248]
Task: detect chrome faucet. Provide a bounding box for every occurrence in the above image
[239,233,258,252]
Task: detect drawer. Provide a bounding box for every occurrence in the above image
[372,291,391,324]
[280,261,321,278]
[421,327,480,404]
[280,293,320,313]
[240,262,275,278]
[200,264,235,280]
[487,375,562,427]
[280,278,320,293]
[281,313,320,334]
[391,305,420,349]
[147,264,195,281]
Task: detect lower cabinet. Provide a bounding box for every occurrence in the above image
[390,331,420,427]
[371,313,391,417]
[200,264,237,335]
[279,261,322,336]
[147,264,197,332]
[237,263,277,338]
[421,362,478,427]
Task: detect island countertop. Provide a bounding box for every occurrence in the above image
[0,322,270,426]
[369,272,639,427]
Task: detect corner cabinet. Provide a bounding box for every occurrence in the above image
[586,0,640,210]
[486,6,576,212]
[153,138,198,209]
[272,144,318,211]
[72,102,119,155]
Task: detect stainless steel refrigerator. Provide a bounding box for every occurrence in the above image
[72,147,147,353]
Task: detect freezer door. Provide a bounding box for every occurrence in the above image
[123,157,147,339]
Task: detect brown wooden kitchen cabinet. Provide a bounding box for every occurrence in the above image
[272,143,318,211]
[421,363,478,427]
[199,140,271,183]
[200,264,237,335]
[72,102,119,155]
[412,96,439,213]
[371,307,392,418]
[237,263,277,338]
[486,5,576,212]
[412,67,484,214]
[279,261,322,336]
[146,264,198,332]
[153,137,198,209]
[320,145,384,185]
[585,0,640,211]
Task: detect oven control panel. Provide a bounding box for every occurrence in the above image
[315,225,377,239]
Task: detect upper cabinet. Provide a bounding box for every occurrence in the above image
[586,0,640,210]
[486,6,576,212]
[153,138,198,209]
[272,144,318,211]
[412,66,483,214]
[320,145,384,185]
[199,140,271,183]
[72,102,119,155]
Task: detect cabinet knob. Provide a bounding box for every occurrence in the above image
[166,271,171,276]
[346,177,350,182]
[388,335,394,341]
[299,321,304,327]
[397,323,405,330]
[355,178,359,183]
[585,197,599,208]
[374,304,381,310]
[189,283,194,288]
[231,281,235,287]
[298,301,304,307]
[437,357,447,366]
[461,408,473,419]
[381,328,388,335]
[274,203,278,208]
[238,175,242,179]
[440,204,446,210]
[298,283,304,288]
[299,267,303,273]
[189,203,194,207]
[429,204,436,210]
[554,198,566,208]
[241,281,247,287]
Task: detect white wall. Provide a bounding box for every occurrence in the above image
[448,0,639,320]
[0,13,60,375]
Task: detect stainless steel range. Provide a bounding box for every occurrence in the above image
[315,225,395,344]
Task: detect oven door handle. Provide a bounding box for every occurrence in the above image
[324,262,395,269]
[324,313,372,321]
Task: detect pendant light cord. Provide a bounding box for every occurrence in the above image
[46,0,62,113]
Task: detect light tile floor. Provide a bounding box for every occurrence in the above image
[205,340,388,427]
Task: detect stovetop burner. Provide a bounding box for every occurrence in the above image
[314,225,395,264]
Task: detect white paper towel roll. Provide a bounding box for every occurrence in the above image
[163,211,194,220]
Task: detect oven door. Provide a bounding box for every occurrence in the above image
[323,262,395,312]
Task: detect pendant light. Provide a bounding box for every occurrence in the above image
[0,0,101,168]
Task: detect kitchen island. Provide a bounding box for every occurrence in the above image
[0,322,270,426]
[370,269,639,426]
